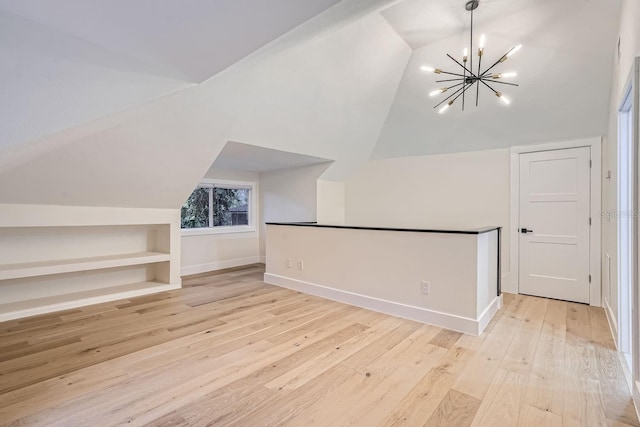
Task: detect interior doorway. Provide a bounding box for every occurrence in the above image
[509,138,602,307]
[518,147,591,303]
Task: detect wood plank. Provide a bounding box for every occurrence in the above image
[470,368,525,426]
[500,295,547,375]
[429,329,462,349]
[424,389,481,427]
[522,298,566,416]
[382,345,476,427]
[451,292,526,400]
[517,404,562,427]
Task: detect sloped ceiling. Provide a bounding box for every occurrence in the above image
[0,0,346,150]
[373,0,621,158]
[0,0,624,209]
[212,142,331,173]
[381,0,532,49]
[0,0,342,83]
[0,8,193,150]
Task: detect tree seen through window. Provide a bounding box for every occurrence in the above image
[181,185,250,229]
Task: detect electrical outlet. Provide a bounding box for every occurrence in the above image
[297,260,304,270]
[286,258,292,269]
[420,280,430,295]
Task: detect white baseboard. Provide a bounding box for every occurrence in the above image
[634,381,640,425]
[181,256,260,276]
[478,294,503,333]
[604,297,619,349]
[259,255,266,264]
[263,273,500,335]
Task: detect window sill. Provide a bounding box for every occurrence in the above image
[181,226,256,237]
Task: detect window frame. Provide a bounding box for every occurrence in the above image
[181,178,257,236]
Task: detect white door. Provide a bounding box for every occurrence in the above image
[518,147,591,304]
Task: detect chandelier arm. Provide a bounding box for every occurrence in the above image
[435,78,466,83]
[482,80,519,87]
[444,82,466,91]
[438,70,468,78]
[433,85,466,109]
[462,64,466,111]
[476,53,482,107]
[480,51,513,77]
[469,7,473,76]
[450,83,475,106]
[446,54,477,77]
[478,79,500,95]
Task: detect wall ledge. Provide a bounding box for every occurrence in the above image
[264,273,501,335]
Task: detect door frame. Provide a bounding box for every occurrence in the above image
[508,137,602,306]
[619,57,640,411]
[618,79,635,360]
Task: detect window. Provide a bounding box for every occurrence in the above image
[181,180,255,234]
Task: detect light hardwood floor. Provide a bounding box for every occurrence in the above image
[0,264,638,426]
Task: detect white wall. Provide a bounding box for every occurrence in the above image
[602,0,640,336]
[317,180,346,225]
[265,224,501,334]
[180,168,261,276]
[204,167,259,183]
[183,163,343,274]
[345,148,511,279]
[259,163,331,258]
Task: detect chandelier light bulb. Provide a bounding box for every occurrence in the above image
[507,44,522,57]
[496,92,511,105]
[479,34,486,49]
[438,103,450,114]
[429,88,448,97]
[492,72,518,79]
[420,65,435,73]
[463,47,469,62]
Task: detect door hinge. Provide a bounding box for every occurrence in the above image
[590,159,592,168]
[589,274,592,283]
[589,217,592,225]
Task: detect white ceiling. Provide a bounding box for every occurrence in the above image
[373,0,622,158]
[211,142,332,172]
[381,0,533,49]
[0,0,342,83]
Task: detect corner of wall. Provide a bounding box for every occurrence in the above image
[317,180,346,225]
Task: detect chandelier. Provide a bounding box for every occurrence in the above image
[421,0,521,113]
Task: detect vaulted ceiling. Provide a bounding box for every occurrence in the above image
[374,0,621,158]
[0,0,623,208]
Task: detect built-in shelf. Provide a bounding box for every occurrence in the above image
[0,281,181,322]
[0,208,182,322]
[0,252,171,281]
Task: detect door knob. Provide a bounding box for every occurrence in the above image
[519,228,533,234]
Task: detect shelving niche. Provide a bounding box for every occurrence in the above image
[0,205,182,322]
